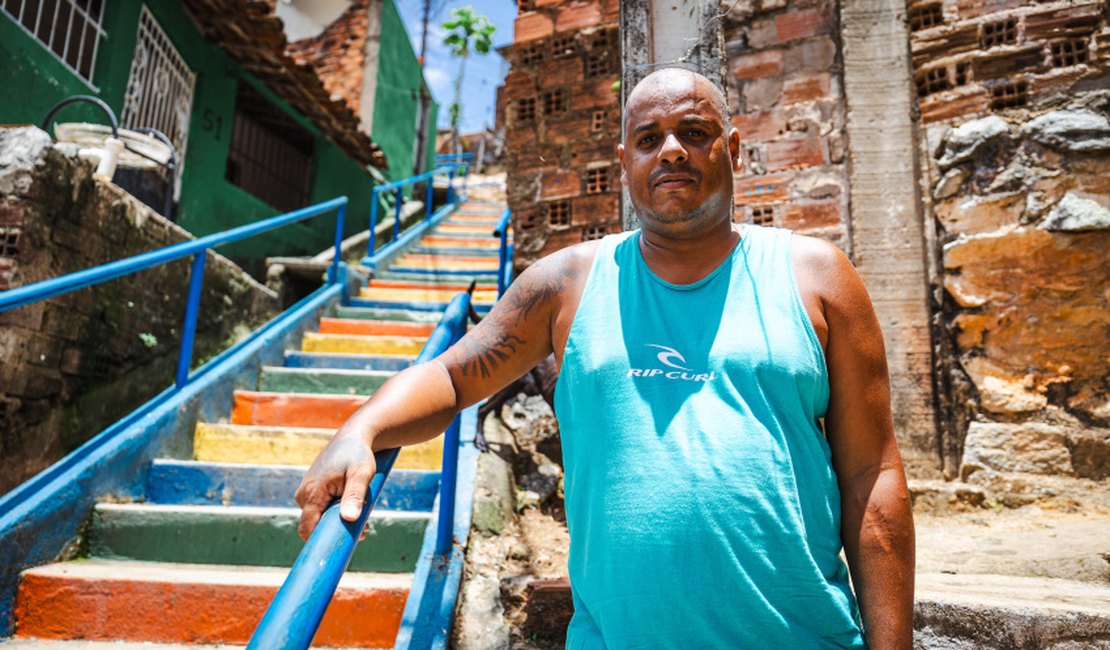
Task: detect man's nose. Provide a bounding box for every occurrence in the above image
[658,133,688,165]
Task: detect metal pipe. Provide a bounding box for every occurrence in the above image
[330,202,346,285]
[40,95,119,137]
[175,250,207,388]
[393,188,402,243]
[368,187,379,255]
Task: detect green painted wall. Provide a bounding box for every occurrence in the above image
[0,2,440,270]
[373,0,439,189]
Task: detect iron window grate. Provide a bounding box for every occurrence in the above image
[0,0,107,86]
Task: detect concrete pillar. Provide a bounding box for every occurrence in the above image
[619,0,726,230]
[839,0,940,477]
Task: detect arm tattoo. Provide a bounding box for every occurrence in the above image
[458,332,525,378]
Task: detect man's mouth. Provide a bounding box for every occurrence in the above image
[653,174,696,190]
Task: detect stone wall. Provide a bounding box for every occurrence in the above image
[909,0,1110,481]
[723,0,851,249]
[0,127,279,495]
[503,0,623,271]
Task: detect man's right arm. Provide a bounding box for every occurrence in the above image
[294,249,582,539]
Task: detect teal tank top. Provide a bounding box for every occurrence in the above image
[554,226,865,649]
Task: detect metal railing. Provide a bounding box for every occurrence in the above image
[248,290,473,649]
[0,197,349,389]
[493,208,514,299]
[368,165,465,255]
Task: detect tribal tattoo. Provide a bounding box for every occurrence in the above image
[457,332,525,378]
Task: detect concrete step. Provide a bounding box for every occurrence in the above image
[409,245,506,257]
[319,316,437,337]
[147,459,439,511]
[14,559,409,647]
[384,266,498,277]
[230,390,368,428]
[332,305,447,322]
[283,350,415,372]
[358,286,496,304]
[87,503,427,572]
[368,279,496,292]
[194,422,444,470]
[376,269,497,282]
[0,639,241,648]
[258,365,392,395]
[347,297,491,315]
[301,332,426,356]
[416,236,499,249]
[394,254,499,268]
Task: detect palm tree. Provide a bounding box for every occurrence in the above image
[442,6,495,156]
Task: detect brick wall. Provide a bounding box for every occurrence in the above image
[723,0,851,252]
[503,0,622,270]
[0,127,279,494]
[286,0,369,117]
[910,1,1110,480]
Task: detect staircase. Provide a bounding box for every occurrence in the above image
[8,200,509,648]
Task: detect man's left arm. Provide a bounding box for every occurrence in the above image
[797,239,916,649]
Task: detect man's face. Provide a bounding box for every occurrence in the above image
[619,74,741,230]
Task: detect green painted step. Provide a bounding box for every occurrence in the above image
[333,305,446,322]
[88,503,428,572]
[258,366,392,395]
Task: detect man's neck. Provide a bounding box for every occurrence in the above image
[638,213,740,285]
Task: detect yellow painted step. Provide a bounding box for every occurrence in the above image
[194,422,444,470]
[302,333,425,356]
[358,287,497,304]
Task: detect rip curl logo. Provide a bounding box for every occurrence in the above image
[629,344,717,383]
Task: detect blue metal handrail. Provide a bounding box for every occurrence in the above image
[369,165,459,255]
[0,197,348,388]
[433,153,473,163]
[493,208,513,299]
[248,290,473,650]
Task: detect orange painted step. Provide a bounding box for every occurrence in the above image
[370,279,495,292]
[15,560,408,647]
[231,390,369,428]
[318,317,435,337]
[419,237,499,247]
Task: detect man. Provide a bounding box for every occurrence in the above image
[296,68,915,648]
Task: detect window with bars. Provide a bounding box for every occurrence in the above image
[582,226,607,241]
[1051,38,1089,67]
[1,0,107,85]
[543,89,568,115]
[586,52,611,78]
[551,34,576,59]
[915,67,951,97]
[989,80,1028,110]
[586,167,610,194]
[120,6,196,197]
[908,3,943,31]
[545,200,571,226]
[518,41,543,65]
[517,97,536,122]
[980,18,1017,48]
[225,82,315,213]
[0,227,21,257]
[591,110,606,132]
[750,205,775,226]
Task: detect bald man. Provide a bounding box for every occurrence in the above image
[296,68,915,648]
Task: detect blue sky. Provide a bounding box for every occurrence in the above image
[394,1,516,134]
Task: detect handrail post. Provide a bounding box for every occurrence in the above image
[393,188,402,243]
[434,318,468,556]
[175,250,207,388]
[368,187,379,255]
[329,202,346,284]
[447,167,456,206]
[424,176,434,222]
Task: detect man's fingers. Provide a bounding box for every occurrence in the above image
[339,463,375,522]
[298,501,324,541]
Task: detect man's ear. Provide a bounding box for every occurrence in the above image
[618,143,627,186]
[728,128,743,173]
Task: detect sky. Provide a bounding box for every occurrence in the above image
[394,1,517,134]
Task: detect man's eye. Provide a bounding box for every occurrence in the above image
[638,135,657,146]
[686,128,707,138]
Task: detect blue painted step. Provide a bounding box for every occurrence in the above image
[147,459,440,511]
[284,351,415,372]
[348,297,493,314]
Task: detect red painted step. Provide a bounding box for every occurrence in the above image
[231,390,366,429]
[318,317,436,337]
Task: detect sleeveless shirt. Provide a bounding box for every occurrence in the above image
[553,226,866,649]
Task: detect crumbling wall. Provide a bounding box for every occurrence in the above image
[503,0,623,271]
[723,0,852,249]
[0,127,279,494]
[908,1,1110,481]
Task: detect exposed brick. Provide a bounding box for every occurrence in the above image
[555,1,601,33]
[782,73,832,104]
[515,11,554,42]
[780,200,842,231]
[972,45,1046,82]
[746,18,779,50]
[734,50,785,80]
[775,9,828,43]
[765,137,825,171]
[545,117,593,145]
[742,78,784,112]
[1023,4,1102,41]
[540,170,581,200]
[910,23,978,69]
[570,78,619,111]
[732,110,786,142]
[734,172,792,205]
[954,0,1025,21]
[23,372,63,400]
[546,58,584,86]
[0,202,26,227]
[920,90,989,123]
[570,193,619,225]
[783,37,837,74]
[59,347,82,376]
